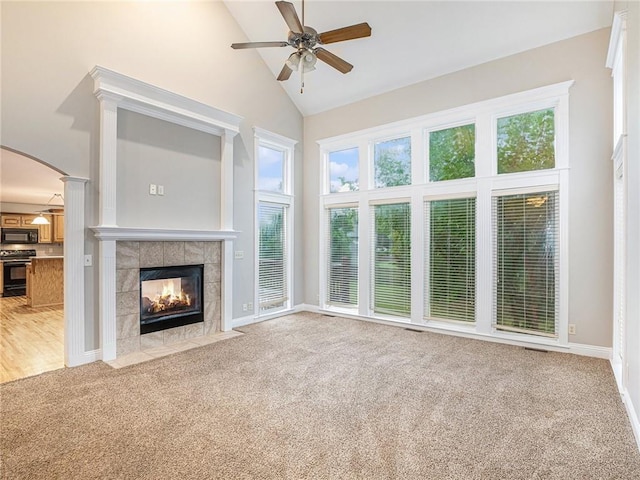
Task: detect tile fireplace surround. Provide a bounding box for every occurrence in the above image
[115,241,221,357]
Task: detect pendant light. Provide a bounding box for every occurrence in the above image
[31,193,64,225]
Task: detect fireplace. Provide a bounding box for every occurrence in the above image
[139,264,204,334]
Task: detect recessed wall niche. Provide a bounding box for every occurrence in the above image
[116,110,222,230]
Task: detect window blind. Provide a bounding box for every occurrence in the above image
[258,202,288,311]
[425,198,476,322]
[493,191,559,337]
[327,207,359,307]
[370,203,411,317]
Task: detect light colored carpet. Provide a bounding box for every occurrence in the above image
[1,312,639,479]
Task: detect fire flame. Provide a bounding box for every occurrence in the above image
[144,278,191,314]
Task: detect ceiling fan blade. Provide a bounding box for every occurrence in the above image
[318,22,372,45]
[277,63,293,81]
[231,41,289,49]
[314,48,353,74]
[276,1,303,34]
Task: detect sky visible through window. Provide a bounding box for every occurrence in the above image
[329,147,359,193]
[258,145,284,192]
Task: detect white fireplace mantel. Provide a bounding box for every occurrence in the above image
[91,227,238,242]
[90,66,242,362]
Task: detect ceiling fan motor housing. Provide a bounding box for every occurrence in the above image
[288,26,319,51]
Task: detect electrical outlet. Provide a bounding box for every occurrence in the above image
[84,254,93,267]
[247,302,253,311]
[149,184,157,195]
[158,185,164,196]
[242,303,248,312]
[568,324,576,335]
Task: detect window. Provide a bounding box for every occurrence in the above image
[255,128,296,317]
[497,108,555,174]
[374,137,411,188]
[426,198,476,322]
[327,207,358,307]
[493,191,559,337]
[257,145,285,192]
[319,81,570,344]
[371,203,411,316]
[258,203,288,312]
[329,147,359,193]
[429,124,475,181]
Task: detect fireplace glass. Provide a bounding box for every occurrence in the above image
[139,264,204,334]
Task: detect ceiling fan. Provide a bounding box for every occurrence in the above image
[231,0,371,91]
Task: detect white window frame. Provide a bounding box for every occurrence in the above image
[318,81,572,348]
[606,10,628,390]
[323,203,360,313]
[254,127,296,318]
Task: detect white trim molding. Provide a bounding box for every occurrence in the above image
[90,66,242,136]
[91,227,238,242]
[90,66,242,361]
[61,176,89,367]
[606,10,628,69]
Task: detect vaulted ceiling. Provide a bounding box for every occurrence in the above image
[224,0,614,116]
[1,1,614,207]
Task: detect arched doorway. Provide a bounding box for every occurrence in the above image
[0,147,68,382]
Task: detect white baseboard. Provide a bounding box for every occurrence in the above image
[625,393,640,452]
[232,314,259,328]
[568,342,612,359]
[67,348,102,367]
[294,303,319,313]
[610,359,640,453]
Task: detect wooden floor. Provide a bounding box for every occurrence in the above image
[0,295,64,383]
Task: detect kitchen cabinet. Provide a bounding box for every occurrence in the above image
[37,215,53,243]
[53,214,64,243]
[26,257,63,307]
[1,213,57,243]
[1,214,25,227]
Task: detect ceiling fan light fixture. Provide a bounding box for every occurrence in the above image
[301,51,317,72]
[285,52,301,71]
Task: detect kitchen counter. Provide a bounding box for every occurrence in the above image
[30,256,64,260]
[26,257,63,307]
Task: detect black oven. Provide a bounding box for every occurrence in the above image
[1,249,36,297]
[1,228,39,244]
[3,261,28,297]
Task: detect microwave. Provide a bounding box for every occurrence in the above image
[1,228,39,244]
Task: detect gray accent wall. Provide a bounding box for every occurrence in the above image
[303,28,614,348]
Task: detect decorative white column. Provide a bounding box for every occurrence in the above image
[97,96,119,226]
[220,129,238,332]
[221,129,237,231]
[61,176,89,367]
[95,94,119,361]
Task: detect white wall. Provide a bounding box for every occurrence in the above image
[303,28,613,348]
[0,1,304,349]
